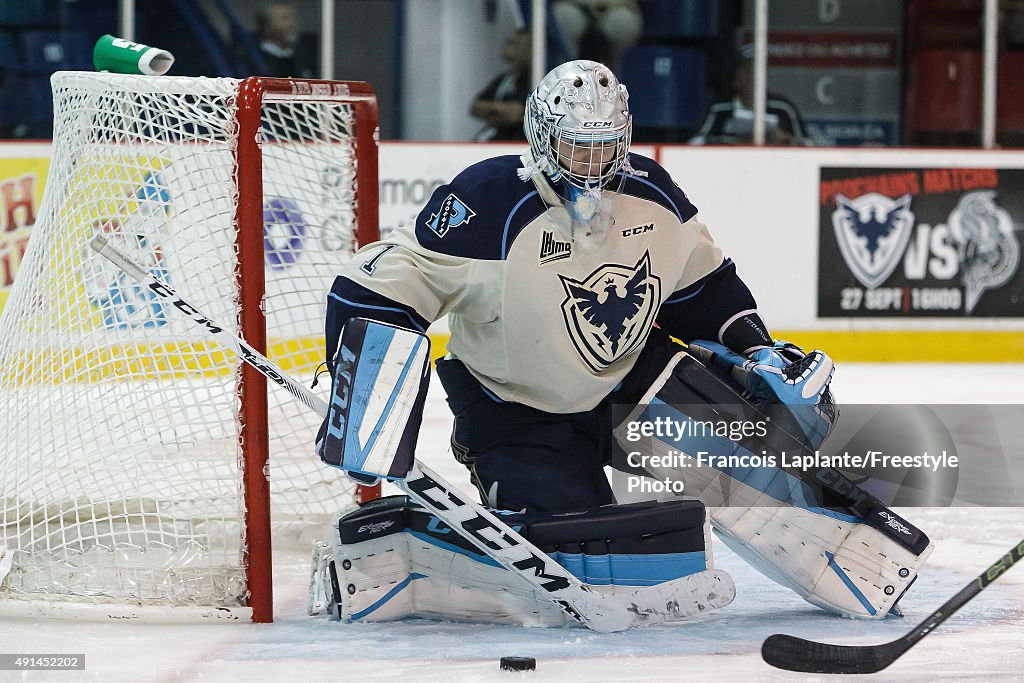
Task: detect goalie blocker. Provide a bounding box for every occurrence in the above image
[309,495,723,626]
[316,317,431,483]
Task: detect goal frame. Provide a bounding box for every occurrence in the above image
[235,77,381,622]
[0,75,382,624]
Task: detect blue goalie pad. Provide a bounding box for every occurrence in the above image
[316,318,431,480]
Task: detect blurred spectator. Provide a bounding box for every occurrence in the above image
[1003,0,1024,49]
[256,2,315,78]
[690,53,809,146]
[470,29,532,141]
[551,0,642,71]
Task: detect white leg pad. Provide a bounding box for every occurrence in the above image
[309,496,731,627]
[711,503,933,619]
[618,350,934,619]
[310,527,571,626]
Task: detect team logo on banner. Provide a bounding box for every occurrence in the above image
[85,170,173,329]
[948,191,1020,313]
[559,251,661,371]
[818,167,1024,317]
[832,192,914,289]
[426,193,475,238]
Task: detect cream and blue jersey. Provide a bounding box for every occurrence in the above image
[327,152,770,413]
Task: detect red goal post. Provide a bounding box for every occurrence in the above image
[236,78,382,622]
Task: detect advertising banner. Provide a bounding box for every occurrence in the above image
[818,166,1024,317]
[0,157,48,309]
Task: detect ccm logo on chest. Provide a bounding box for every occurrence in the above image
[621,222,654,237]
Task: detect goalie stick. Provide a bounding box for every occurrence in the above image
[90,234,734,633]
[762,537,1024,674]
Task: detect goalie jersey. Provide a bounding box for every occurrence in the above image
[326,152,769,413]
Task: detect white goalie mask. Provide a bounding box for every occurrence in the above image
[523,60,634,210]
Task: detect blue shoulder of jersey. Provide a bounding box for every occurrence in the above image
[619,154,699,224]
[413,155,546,260]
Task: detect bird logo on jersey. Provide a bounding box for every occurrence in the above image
[559,252,661,371]
[832,193,914,289]
[426,193,476,238]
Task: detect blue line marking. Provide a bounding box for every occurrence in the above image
[663,259,732,304]
[360,334,426,462]
[663,281,707,304]
[501,190,539,259]
[344,325,392,470]
[620,174,683,222]
[350,572,428,620]
[825,551,877,616]
[408,530,502,568]
[549,551,707,586]
[327,292,426,332]
[480,384,506,403]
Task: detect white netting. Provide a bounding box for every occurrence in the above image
[0,72,369,611]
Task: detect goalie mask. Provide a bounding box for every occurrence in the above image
[522,60,640,229]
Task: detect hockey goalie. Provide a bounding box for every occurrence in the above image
[308,59,933,628]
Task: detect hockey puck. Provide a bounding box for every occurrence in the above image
[499,656,536,671]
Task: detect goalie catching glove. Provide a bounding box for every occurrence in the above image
[687,339,837,449]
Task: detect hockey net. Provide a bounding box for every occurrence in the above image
[0,72,380,621]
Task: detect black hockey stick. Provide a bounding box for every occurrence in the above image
[762,537,1024,674]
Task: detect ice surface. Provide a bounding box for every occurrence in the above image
[4,364,1024,682]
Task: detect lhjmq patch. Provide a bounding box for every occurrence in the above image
[539,230,571,265]
[559,251,661,372]
[426,193,476,238]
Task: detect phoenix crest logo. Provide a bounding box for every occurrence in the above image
[832,193,914,289]
[559,252,660,371]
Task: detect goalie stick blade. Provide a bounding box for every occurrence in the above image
[761,634,897,674]
[618,568,736,625]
